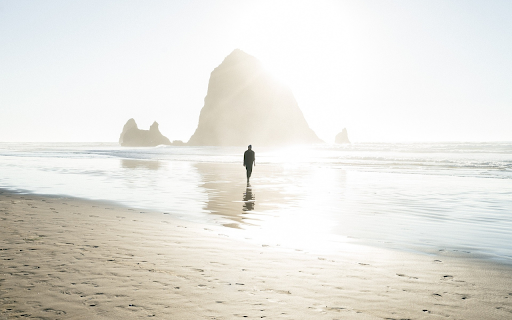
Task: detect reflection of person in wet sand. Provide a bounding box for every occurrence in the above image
[243,145,255,183]
[243,187,255,211]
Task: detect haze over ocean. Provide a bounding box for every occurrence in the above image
[1,142,511,262]
[2,1,512,143]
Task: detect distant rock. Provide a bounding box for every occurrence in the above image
[188,49,322,146]
[119,118,171,147]
[171,140,185,146]
[335,128,350,144]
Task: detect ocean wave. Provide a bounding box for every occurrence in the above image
[1,142,511,179]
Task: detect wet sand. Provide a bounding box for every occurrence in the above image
[1,190,512,319]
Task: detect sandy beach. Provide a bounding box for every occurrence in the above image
[1,189,512,319]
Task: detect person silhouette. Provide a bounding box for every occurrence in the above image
[243,145,255,183]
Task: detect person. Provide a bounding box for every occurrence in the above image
[243,145,255,183]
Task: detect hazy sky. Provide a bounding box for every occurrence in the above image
[1,0,511,142]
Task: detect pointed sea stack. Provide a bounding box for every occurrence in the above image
[335,128,350,144]
[188,49,322,146]
[119,118,171,147]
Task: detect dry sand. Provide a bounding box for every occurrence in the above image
[1,190,512,319]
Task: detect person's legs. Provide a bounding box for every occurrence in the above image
[246,165,253,180]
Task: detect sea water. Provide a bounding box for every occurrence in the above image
[0,142,511,261]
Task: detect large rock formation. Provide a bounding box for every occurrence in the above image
[335,128,350,144]
[119,118,171,147]
[188,49,322,146]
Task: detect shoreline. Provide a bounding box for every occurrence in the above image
[1,189,512,319]
[3,187,511,267]
[2,142,511,265]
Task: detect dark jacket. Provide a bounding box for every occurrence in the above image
[244,149,255,167]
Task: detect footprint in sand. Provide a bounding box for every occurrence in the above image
[43,308,67,315]
[327,306,345,311]
[453,293,469,300]
[275,290,291,295]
